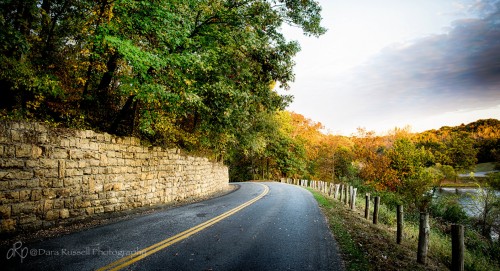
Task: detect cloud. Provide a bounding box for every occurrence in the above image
[350,0,500,117]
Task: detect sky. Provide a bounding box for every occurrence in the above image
[278,0,500,135]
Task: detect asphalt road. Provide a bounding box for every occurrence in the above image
[3,182,344,271]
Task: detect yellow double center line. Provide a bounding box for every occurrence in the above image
[97,183,270,271]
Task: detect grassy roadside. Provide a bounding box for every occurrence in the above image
[309,189,446,271]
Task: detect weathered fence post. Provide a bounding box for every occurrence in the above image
[417,212,430,265]
[335,184,340,199]
[365,193,370,220]
[349,187,353,209]
[451,224,464,271]
[397,205,403,244]
[339,184,343,201]
[351,188,357,210]
[373,196,380,224]
[344,185,349,205]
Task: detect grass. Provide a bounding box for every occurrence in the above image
[308,187,500,271]
[309,189,370,271]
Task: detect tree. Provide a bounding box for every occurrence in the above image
[0,0,326,159]
[352,129,399,191]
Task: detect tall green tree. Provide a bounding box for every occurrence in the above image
[1,0,326,158]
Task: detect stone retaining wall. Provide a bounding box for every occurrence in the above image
[0,121,229,234]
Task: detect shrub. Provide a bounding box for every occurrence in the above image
[429,195,468,224]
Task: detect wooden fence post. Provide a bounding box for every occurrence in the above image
[351,188,357,210]
[373,196,380,224]
[334,184,340,199]
[417,212,430,265]
[339,184,343,201]
[451,224,464,271]
[365,193,370,220]
[397,205,403,244]
[344,185,349,205]
[349,187,353,209]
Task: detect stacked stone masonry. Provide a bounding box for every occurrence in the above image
[0,121,229,234]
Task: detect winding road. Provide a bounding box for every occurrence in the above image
[4,182,344,270]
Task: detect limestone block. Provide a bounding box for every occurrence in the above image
[60,209,70,219]
[19,214,37,224]
[70,209,84,217]
[0,191,20,203]
[65,168,83,177]
[42,188,57,199]
[103,205,114,212]
[85,207,94,215]
[19,189,31,201]
[32,145,43,158]
[8,180,27,190]
[94,206,104,214]
[12,202,34,215]
[43,199,53,212]
[60,138,70,147]
[38,178,52,188]
[70,150,85,159]
[45,210,59,220]
[25,178,40,188]
[3,169,33,180]
[88,142,99,151]
[1,145,13,158]
[78,160,89,168]
[58,160,65,178]
[0,158,24,168]
[52,149,68,159]
[79,138,90,149]
[15,144,32,158]
[79,201,91,208]
[0,205,11,218]
[1,219,16,232]
[65,160,78,169]
[63,199,73,208]
[31,189,42,201]
[99,154,108,166]
[53,199,65,209]
[52,178,64,188]
[37,159,58,169]
[56,188,71,198]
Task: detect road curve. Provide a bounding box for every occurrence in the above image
[3,182,344,271]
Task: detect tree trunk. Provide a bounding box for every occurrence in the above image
[110,95,136,135]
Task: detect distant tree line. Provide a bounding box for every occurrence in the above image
[235,116,499,198]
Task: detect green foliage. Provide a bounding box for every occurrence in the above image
[487,172,500,190]
[429,195,468,224]
[0,0,326,161]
